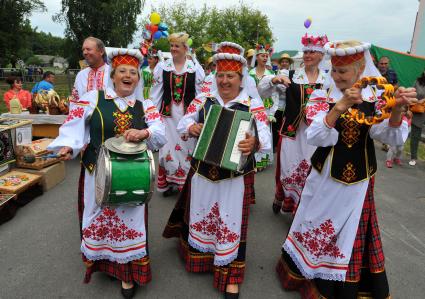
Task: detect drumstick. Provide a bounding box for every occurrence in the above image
[23,153,63,163]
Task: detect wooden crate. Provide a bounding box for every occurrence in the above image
[0,170,41,194]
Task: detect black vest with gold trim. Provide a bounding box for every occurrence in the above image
[310,101,377,185]
[190,97,256,182]
[160,70,196,116]
[280,70,323,138]
[81,91,146,173]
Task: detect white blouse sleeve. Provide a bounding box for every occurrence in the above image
[251,98,272,154]
[305,89,339,147]
[142,99,167,150]
[258,75,287,102]
[369,118,409,146]
[47,91,97,158]
[176,96,205,134]
[149,63,164,109]
[195,64,206,96]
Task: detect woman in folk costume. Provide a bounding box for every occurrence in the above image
[258,33,328,215]
[150,32,205,196]
[48,48,166,299]
[276,40,416,299]
[249,44,276,169]
[163,41,271,299]
[142,47,160,100]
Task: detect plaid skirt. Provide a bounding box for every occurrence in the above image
[163,168,255,292]
[78,166,152,285]
[276,177,390,299]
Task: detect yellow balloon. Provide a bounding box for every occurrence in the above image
[150,12,161,25]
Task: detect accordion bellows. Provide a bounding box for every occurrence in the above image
[193,104,255,172]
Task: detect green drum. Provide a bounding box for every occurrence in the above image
[95,144,155,206]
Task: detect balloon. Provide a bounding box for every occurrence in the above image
[162,31,169,38]
[142,30,152,40]
[153,30,162,40]
[150,12,161,25]
[158,22,168,31]
[150,24,158,34]
[304,17,312,29]
[187,38,193,47]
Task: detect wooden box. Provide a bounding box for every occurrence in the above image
[16,162,65,192]
[0,170,41,194]
[15,138,60,169]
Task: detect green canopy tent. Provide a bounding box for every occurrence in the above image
[371,45,425,87]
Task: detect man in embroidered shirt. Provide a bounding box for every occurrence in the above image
[31,71,55,94]
[72,36,109,101]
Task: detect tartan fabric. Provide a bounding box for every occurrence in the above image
[273,136,284,210]
[163,169,255,292]
[331,52,364,67]
[216,60,243,73]
[282,197,297,214]
[276,177,390,299]
[83,255,152,285]
[157,165,168,190]
[112,54,139,68]
[346,177,386,281]
[78,166,152,285]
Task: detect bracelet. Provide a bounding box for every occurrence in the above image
[323,115,335,129]
[388,119,402,127]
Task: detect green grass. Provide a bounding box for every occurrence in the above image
[0,73,75,113]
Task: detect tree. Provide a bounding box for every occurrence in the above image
[0,0,46,67]
[152,1,274,63]
[54,0,146,67]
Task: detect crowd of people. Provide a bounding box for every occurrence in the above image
[35,31,419,299]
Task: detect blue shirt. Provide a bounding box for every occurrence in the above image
[31,80,54,94]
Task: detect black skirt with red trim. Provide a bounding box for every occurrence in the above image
[163,168,255,292]
[276,178,390,299]
[78,166,152,285]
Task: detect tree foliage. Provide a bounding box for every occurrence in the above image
[55,0,146,67]
[0,0,46,67]
[151,1,274,63]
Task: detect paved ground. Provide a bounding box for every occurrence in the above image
[1,146,424,299]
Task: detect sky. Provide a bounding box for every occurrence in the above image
[29,0,420,52]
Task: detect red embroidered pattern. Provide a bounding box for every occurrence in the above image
[87,69,104,91]
[293,219,345,259]
[186,103,198,114]
[71,87,80,101]
[282,159,311,189]
[174,164,186,178]
[165,151,173,162]
[190,202,239,244]
[113,110,133,135]
[201,81,212,93]
[82,207,143,242]
[64,107,84,123]
[146,111,161,121]
[255,111,268,123]
[306,101,330,123]
[175,143,182,151]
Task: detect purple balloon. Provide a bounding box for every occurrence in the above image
[304,18,312,29]
[153,30,162,40]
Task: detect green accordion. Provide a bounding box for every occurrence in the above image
[193,104,255,172]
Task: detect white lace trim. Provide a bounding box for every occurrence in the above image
[81,245,147,264]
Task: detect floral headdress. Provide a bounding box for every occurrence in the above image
[301,33,328,53]
[255,44,274,56]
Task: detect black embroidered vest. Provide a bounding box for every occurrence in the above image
[160,70,196,116]
[280,70,323,137]
[310,101,377,184]
[191,97,256,182]
[81,91,147,173]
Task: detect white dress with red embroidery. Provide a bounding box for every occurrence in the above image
[71,64,109,101]
[150,59,205,191]
[282,87,409,281]
[48,88,166,263]
[177,90,271,265]
[259,68,327,211]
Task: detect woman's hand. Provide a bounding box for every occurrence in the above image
[123,129,149,142]
[58,146,73,160]
[395,87,417,108]
[238,132,257,156]
[188,123,203,137]
[334,87,363,113]
[272,75,291,87]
